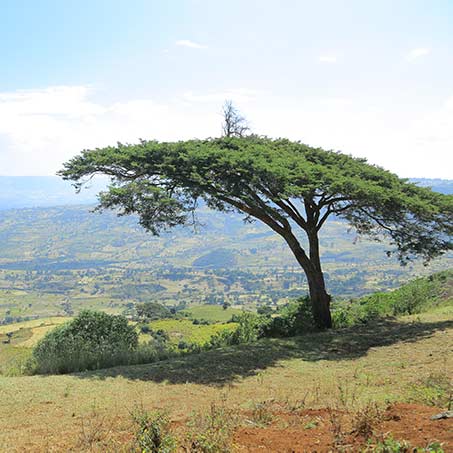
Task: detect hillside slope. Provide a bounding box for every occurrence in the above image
[0,273,451,450]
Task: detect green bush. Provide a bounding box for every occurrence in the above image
[264,296,316,337]
[367,436,444,452]
[178,340,189,350]
[151,329,170,343]
[140,324,151,334]
[332,271,450,329]
[136,302,172,321]
[30,310,139,374]
[408,372,452,408]
[208,312,266,348]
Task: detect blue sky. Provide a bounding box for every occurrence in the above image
[0,0,452,177]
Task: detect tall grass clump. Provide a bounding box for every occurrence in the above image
[186,402,239,452]
[29,310,140,374]
[131,407,177,452]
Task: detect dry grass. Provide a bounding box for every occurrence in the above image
[0,308,451,451]
[0,317,68,335]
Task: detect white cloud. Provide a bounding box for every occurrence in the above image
[318,55,337,63]
[248,96,452,179]
[0,86,218,175]
[0,86,105,117]
[175,39,207,49]
[0,86,451,179]
[406,47,431,61]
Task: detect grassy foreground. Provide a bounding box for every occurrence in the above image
[0,303,451,451]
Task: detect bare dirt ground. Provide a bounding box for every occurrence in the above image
[234,403,452,452]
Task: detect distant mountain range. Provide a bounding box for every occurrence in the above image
[0,176,107,210]
[410,178,453,195]
[0,176,451,210]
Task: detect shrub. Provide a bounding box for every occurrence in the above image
[152,329,170,343]
[366,436,445,452]
[352,402,384,440]
[192,319,210,325]
[332,297,384,328]
[132,408,177,453]
[30,310,138,374]
[140,324,151,334]
[249,401,274,426]
[264,296,315,337]
[408,372,452,409]
[390,278,437,316]
[186,342,202,354]
[257,305,274,316]
[208,312,266,348]
[332,271,450,329]
[136,302,172,321]
[367,436,411,452]
[178,340,189,350]
[186,402,239,452]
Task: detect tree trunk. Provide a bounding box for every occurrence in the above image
[306,226,332,329]
[282,230,333,329]
[306,269,332,329]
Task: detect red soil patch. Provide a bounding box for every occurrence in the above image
[234,403,452,452]
[379,404,452,450]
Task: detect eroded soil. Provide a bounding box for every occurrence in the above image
[234,403,453,452]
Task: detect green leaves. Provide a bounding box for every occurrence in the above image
[59,136,453,264]
[96,180,190,235]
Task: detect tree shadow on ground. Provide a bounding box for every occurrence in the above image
[75,318,452,386]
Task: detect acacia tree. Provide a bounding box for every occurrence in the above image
[59,137,452,328]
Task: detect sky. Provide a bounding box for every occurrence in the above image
[0,0,452,178]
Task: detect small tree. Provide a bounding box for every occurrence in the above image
[59,137,452,329]
[136,301,172,320]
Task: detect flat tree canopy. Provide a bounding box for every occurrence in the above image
[59,136,452,328]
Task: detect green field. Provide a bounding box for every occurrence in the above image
[146,318,237,345]
[181,304,243,322]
